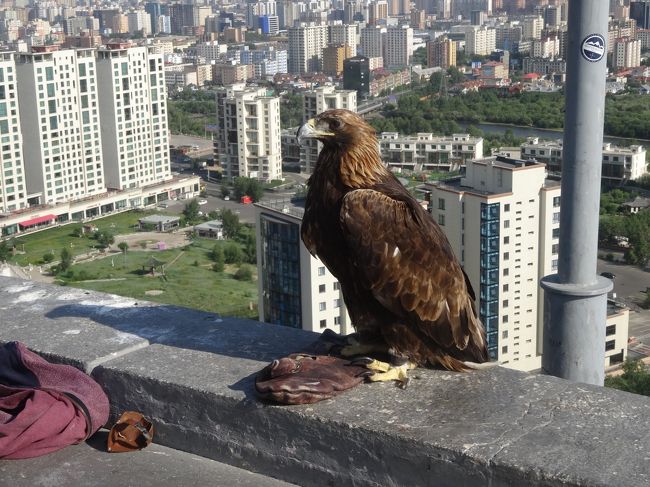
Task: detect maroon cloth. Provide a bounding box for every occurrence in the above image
[0,342,110,459]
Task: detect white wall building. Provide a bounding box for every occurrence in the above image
[612,37,641,69]
[379,132,484,172]
[522,15,544,40]
[16,48,104,205]
[288,22,329,73]
[127,9,152,36]
[429,157,561,371]
[0,52,27,213]
[384,25,413,68]
[214,84,282,181]
[466,25,496,55]
[301,86,357,173]
[96,44,171,190]
[255,199,352,335]
[195,41,227,62]
[520,138,648,185]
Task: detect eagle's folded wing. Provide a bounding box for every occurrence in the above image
[340,189,485,355]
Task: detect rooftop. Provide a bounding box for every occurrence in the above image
[1,276,649,486]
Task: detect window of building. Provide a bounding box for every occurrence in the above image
[319,302,326,311]
[552,244,559,255]
[438,198,445,210]
[606,324,616,336]
[320,319,327,329]
[553,196,561,207]
[605,340,616,351]
[502,330,508,338]
[552,228,560,239]
[504,203,510,212]
[552,259,558,271]
[503,284,509,292]
[318,266,326,276]
[438,214,445,226]
[501,346,508,354]
[504,252,509,261]
[503,236,509,245]
[503,268,509,276]
[504,220,510,228]
[318,284,326,293]
[503,299,509,308]
[333,298,341,308]
[553,212,560,223]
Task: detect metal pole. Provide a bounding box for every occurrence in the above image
[540,0,613,386]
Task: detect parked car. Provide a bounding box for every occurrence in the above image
[197,199,208,206]
[600,272,616,280]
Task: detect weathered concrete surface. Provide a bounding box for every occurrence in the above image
[1,276,650,487]
[0,430,296,487]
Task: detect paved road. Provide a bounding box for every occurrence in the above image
[170,134,213,151]
[596,258,649,303]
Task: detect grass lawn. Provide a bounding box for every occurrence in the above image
[6,210,168,266]
[59,238,258,319]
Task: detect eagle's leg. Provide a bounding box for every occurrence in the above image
[318,329,390,357]
[353,355,417,388]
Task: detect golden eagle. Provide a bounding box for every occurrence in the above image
[298,109,488,383]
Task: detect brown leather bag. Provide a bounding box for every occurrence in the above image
[107,412,154,453]
[255,354,371,405]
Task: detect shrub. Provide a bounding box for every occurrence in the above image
[42,253,55,263]
[212,261,224,273]
[234,265,253,281]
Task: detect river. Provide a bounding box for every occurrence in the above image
[456,122,649,147]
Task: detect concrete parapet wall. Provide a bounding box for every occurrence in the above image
[1,276,648,487]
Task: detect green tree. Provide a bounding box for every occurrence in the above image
[118,241,129,266]
[605,360,650,397]
[210,244,224,263]
[183,199,200,223]
[223,243,242,264]
[59,248,73,272]
[95,230,115,249]
[42,252,55,263]
[0,241,9,261]
[234,264,253,281]
[221,185,231,199]
[412,46,427,66]
[220,209,240,239]
[212,260,225,272]
[447,66,466,85]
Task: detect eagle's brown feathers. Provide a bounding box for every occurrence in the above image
[300,109,488,371]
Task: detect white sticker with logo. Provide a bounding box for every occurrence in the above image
[581,34,605,62]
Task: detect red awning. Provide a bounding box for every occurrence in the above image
[18,214,56,228]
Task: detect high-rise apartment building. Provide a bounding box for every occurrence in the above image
[255,199,352,334]
[612,37,641,69]
[411,8,426,29]
[329,21,358,56]
[301,86,356,173]
[96,44,170,190]
[427,35,457,68]
[368,0,388,25]
[127,9,152,36]
[360,25,385,59]
[323,44,353,76]
[0,52,27,213]
[522,15,544,40]
[428,156,561,370]
[16,47,104,205]
[214,84,282,181]
[288,23,329,73]
[384,25,413,68]
[466,25,497,55]
[495,22,523,50]
[343,55,370,98]
[630,1,650,29]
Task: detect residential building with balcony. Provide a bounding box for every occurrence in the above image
[301,86,357,173]
[213,84,282,181]
[426,35,456,69]
[254,198,352,334]
[428,156,561,371]
[384,25,413,68]
[0,52,27,213]
[16,47,104,205]
[288,23,329,74]
[520,138,647,186]
[96,44,170,191]
[379,132,483,172]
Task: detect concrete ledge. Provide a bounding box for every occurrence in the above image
[1,276,649,487]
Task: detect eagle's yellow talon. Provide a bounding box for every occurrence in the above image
[365,361,416,387]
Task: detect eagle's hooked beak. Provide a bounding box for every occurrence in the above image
[297,118,334,145]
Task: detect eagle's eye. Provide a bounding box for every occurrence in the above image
[329,119,342,130]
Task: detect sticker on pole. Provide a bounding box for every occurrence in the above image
[581,34,605,62]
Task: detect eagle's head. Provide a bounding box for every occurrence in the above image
[297,109,376,149]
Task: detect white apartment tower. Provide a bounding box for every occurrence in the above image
[384,25,413,68]
[466,25,497,55]
[301,86,357,173]
[16,48,104,205]
[612,37,641,69]
[360,25,386,59]
[429,157,561,371]
[96,44,171,190]
[0,52,27,213]
[288,23,329,74]
[214,84,282,181]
